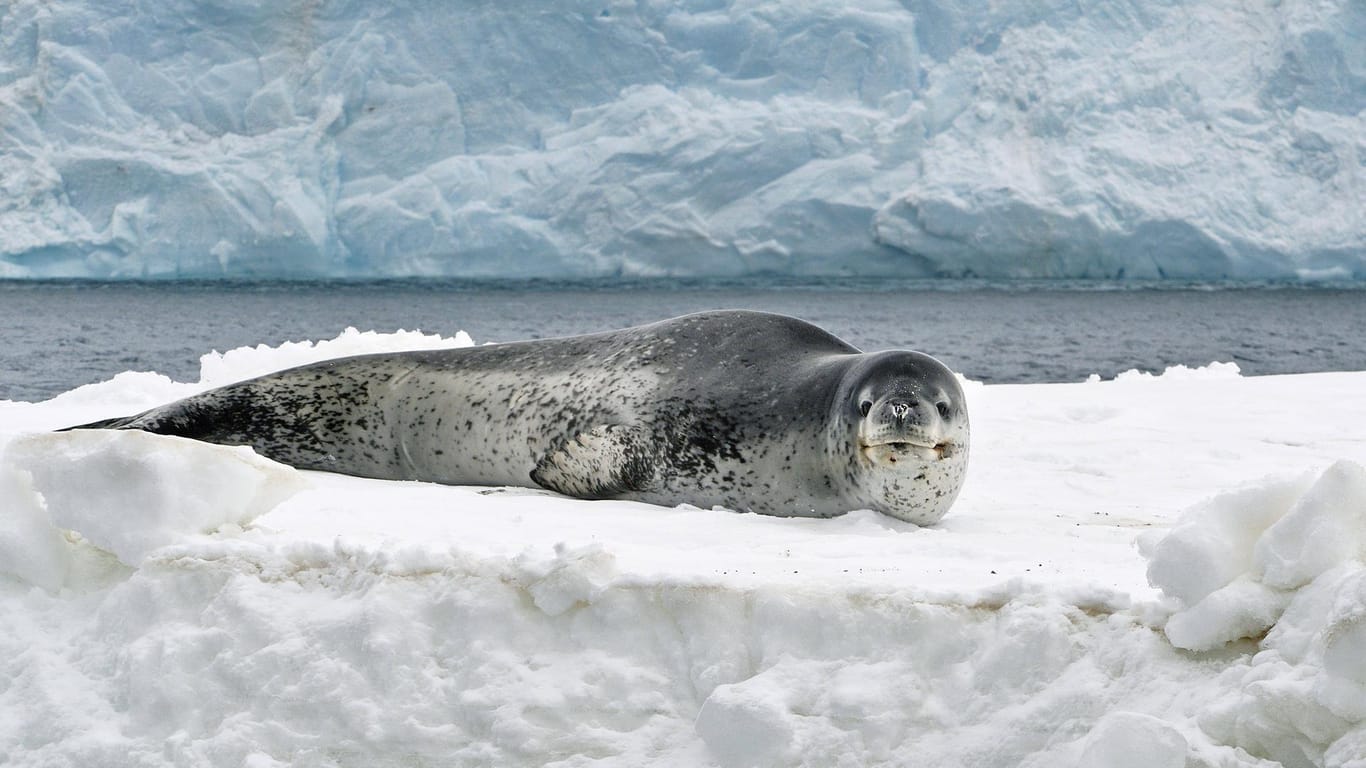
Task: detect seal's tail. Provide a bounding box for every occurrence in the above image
[57,414,141,431]
[57,401,219,438]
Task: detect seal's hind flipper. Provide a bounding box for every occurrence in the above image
[531,424,656,499]
[57,414,139,431]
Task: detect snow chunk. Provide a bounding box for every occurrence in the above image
[4,431,308,565]
[1144,473,1311,607]
[0,465,70,591]
[1147,459,1366,650]
[695,675,799,768]
[198,327,474,387]
[1163,576,1291,651]
[1326,728,1366,768]
[1113,361,1243,383]
[1254,461,1366,590]
[1144,459,1366,764]
[1078,712,1188,768]
[512,543,618,616]
[41,371,193,411]
[1146,461,1366,651]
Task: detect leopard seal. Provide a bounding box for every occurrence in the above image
[67,310,971,524]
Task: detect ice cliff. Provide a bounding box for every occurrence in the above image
[0,0,1361,280]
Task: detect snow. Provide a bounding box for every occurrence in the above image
[1078,712,1189,768]
[3,329,1366,766]
[1146,461,1366,653]
[1,0,1362,280]
[196,326,475,388]
[6,430,308,566]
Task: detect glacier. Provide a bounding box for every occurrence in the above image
[0,0,1361,280]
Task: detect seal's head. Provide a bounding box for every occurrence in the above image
[831,350,970,525]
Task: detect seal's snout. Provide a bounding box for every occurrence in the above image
[890,400,913,421]
[857,393,953,466]
[872,396,928,428]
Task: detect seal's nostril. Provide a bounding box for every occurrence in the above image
[860,400,872,417]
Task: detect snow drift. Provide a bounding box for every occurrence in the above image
[1,0,1361,280]
[3,329,1366,766]
[1143,462,1366,767]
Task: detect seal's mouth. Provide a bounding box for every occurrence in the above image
[860,439,951,464]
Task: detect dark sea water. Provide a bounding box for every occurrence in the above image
[2,279,1365,402]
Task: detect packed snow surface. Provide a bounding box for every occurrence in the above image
[1,0,1362,280]
[3,329,1366,766]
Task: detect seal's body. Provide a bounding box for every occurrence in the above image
[72,311,970,524]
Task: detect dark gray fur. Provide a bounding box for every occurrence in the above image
[69,311,971,524]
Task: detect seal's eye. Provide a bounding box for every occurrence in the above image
[859,400,872,417]
[936,401,952,419]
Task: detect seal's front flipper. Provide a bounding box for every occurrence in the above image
[531,424,656,499]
